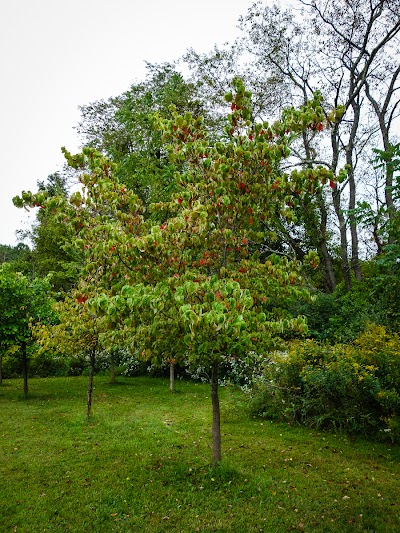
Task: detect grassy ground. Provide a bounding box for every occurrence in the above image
[1,376,399,532]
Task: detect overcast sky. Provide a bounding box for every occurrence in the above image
[0,0,280,246]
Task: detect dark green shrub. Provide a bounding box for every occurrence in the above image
[30,351,70,377]
[293,282,387,343]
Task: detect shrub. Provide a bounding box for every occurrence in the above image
[2,345,23,378]
[248,324,400,442]
[293,283,388,343]
[29,350,71,377]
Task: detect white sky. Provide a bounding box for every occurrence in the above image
[0,0,282,246]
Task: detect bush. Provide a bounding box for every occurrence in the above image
[29,350,71,377]
[293,282,388,343]
[248,324,400,442]
[2,346,23,378]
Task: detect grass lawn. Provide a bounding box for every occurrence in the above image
[0,375,399,532]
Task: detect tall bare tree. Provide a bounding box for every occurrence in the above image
[237,0,400,289]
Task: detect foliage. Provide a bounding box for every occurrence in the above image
[34,284,111,416]
[12,172,82,294]
[249,324,400,442]
[0,264,56,393]
[14,78,336,462]
[0,264,55,350]
[0,243,32,274]
[77,63,205,207]
[33,173,82,293]
[88,78,333,365]
[293,279,389,343]
[34,287,106,358]
[270,138,391,342]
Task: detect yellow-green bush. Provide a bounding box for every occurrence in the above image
[249,324,400,442]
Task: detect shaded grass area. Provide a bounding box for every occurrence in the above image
[1,376,399,532]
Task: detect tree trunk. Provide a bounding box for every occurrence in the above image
[110,351,115,384]
[0,353,2,385]
[365,74,400,244]
[332,187,352,291]
[316,191,336,292]
[300,128,337,292]
[169,362,175,392]
[210,360,221,465]
[318,241,336,292]
[330,108,352,291]
[383,146,397,245]
[347,100,362,282]
[348,168,362,281]
[22,341,28,398]
[384,154,397,245]
[87,350,95,419]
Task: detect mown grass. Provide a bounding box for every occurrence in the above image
[1,376,399,532]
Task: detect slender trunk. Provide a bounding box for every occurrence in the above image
[385,159,397,245]
[110,351,115,384]
[379,124,396,227]
[0,354,2,385]
[316,191,336,292]
[22,341,28,398]
[330,112,352,291]
[169,363,175,392]
[87,350,95,419]
[365,76,399,244]
[373,226,384,254]
[332,187,352,290]
[300,192,336,293]
[211,360,221,465]
[347,98,362,282]
[318,240,336,292]
[349,170,362,281]
[384,151,396,245]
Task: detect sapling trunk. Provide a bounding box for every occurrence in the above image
[110,351,115,384]
[0,354,2,385]
[22,341,28,398]
[87,350,96,419]
[170,362,175,392]
[211,360,221,465]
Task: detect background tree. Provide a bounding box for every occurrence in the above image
[35,172,80,284]
[0,265,55,396]
[77,63,206,208]
[237,0,400,289]
[13,172,82,295]
[0,243,32,275]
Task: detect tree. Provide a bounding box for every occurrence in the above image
[77,63,206,208]
[86,80,331,464]
[15,80,333,464]
[0,243,31,266]
[0,265,55,396]
[35,285,108,418]
[13,172,82,295]
[237,0,400,289]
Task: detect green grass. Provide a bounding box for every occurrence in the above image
[1,376,399,532]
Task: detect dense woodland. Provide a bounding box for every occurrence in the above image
[1,0,400,459]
